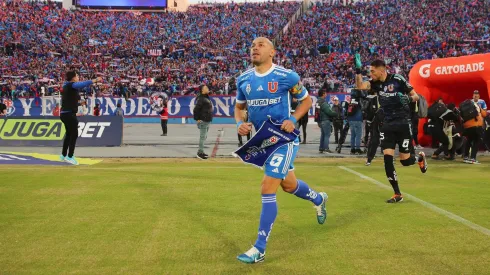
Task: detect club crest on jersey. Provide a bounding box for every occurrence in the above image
[246,84,251,94]
[385,84,394,92]
[268,82,278,93]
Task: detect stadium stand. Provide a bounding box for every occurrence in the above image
[0,0,489,98]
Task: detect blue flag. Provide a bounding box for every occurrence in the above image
[232,118,300,168]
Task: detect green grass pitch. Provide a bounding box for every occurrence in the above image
[0,158,489,274]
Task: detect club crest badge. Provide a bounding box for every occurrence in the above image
[260,135,279,149]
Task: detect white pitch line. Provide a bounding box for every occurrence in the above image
[0,163,486,171]
[338,166,490,237]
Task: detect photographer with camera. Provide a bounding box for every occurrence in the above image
[429,102,460,160]
[347,90,365,155]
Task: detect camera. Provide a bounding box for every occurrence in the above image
[350,89,368,100]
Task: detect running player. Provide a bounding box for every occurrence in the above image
[234,37,327,263]
[356,59,428,203]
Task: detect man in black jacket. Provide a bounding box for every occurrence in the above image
[193,85,213,160]
[60,71,101,165]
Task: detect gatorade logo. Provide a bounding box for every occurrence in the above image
[0,120,111,140]
[419,62,485,78]
[419,64,431,78]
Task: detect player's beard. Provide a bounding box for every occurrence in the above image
[252,59,262,66]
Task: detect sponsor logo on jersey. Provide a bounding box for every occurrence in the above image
[268,82,278,93]
[379,91,397,97]
[257,85,264,91]
[246,97,281,107]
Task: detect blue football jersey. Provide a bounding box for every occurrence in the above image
[236,64,309,132]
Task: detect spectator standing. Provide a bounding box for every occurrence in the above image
[317,90,338,153]
[347,98,363,155]
[193,85,213,160]
[160,102,169,136]
[53,103,60,116]
[93,103,101,116]
[77,99,88,116]
[115,103,124,117]
[462,101,487,164]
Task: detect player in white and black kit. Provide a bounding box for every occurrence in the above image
[356,60,428,203]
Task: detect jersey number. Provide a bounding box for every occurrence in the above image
[269,156,284,167]
[402,139,410,149]
[380,133,385,140]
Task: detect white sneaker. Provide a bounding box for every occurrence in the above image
[65,156,79,165]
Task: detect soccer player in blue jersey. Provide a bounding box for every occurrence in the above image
[234,37,328,264]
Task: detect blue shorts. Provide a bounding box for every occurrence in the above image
[264,142,299,179]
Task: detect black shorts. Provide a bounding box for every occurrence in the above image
[380,123,412,153]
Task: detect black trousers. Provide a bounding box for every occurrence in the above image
[463,127,482,159]
[367,118,381,162]
[60,113,79,158]
[432,127,449,156]
[363,120,370,145]
[299,119,307,142]
[161,119,168,134]
[333,120,343,143]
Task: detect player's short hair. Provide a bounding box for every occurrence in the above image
[66,71,78,81]
[253,37,275,49]
[318,90,325,97]
[370,60,386,68]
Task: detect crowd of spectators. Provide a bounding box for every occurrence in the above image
[1,0,489,98]
[1,0,299,97]
[277,0,490,92]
